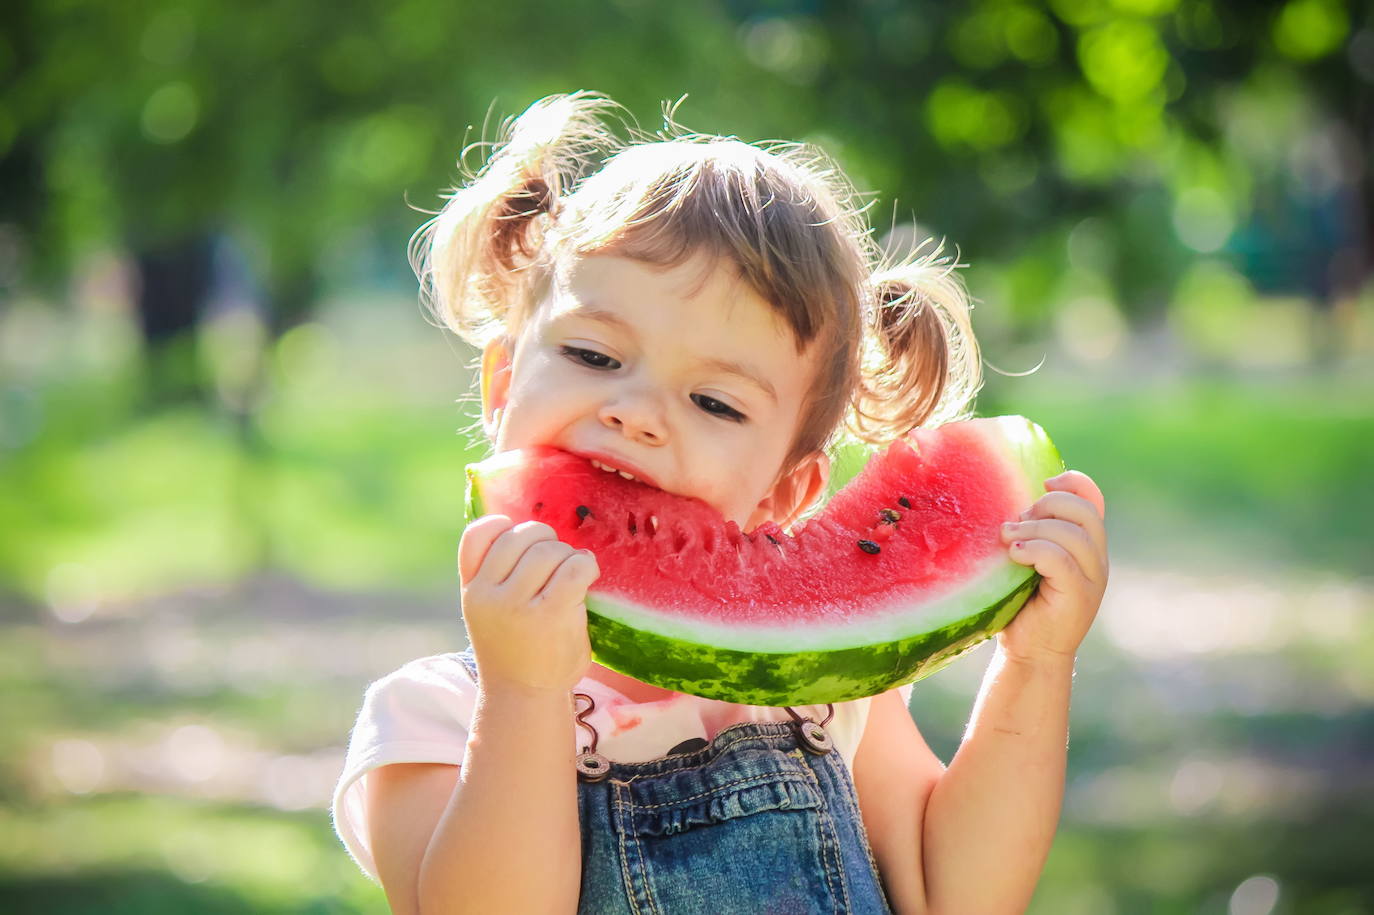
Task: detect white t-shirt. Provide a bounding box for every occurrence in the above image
[331,652,913,882]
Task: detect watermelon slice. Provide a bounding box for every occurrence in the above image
[465,415,1063,706]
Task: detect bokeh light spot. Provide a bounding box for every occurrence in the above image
[1055,295,1126,363]
[46,562,101,624]
[1172,186,1234,252]
[51,739,106,794]
[1273,0,1348,60]
[166,724,225,783]
[1004,5,1059,65]
[741,17,826,85]
[141,82,200,144]
[926,81,1025,151]
[1230,875,1280,915]
[1077,20,1170,103]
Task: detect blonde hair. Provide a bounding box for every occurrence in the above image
[411,91,982,471]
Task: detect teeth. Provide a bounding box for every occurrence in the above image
[589,458,641,483]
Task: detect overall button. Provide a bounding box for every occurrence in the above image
[796,720,834,755]
[576,751,612,782]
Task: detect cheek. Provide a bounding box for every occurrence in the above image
[510,352,586,407]
[684,437,779,523]
[498,359,580,440]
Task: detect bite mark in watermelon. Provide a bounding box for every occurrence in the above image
[465,415,1064,706]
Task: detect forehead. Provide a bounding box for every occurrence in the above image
[551,253,801,351]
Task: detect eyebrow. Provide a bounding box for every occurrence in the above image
[699,357,778,403]
[563,304,779,403]
[567,305,632,332]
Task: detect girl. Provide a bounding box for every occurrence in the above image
[333,92,1109,914]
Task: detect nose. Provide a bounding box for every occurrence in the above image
[598,391,668,445]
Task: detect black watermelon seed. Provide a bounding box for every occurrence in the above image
[857,539,881,554]
[879,508,901,523]
[576,505,592,521]
[898,496,912,509]
[765,534,780,545]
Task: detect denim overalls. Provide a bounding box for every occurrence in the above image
[454,650,894,914]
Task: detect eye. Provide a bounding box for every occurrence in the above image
[691,393,746,422]
[561,346,621,370]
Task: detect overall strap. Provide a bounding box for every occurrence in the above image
[451,647,479,681]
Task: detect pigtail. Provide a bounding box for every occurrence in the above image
[850,241,983,443]
[410,92,623,344]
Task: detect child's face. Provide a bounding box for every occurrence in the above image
[481,252,829,531]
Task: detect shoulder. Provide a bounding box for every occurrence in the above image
[351,651,479,752]
[363,651,477,703]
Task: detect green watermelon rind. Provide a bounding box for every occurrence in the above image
[585,572,1039,705]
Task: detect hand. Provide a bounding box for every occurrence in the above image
[458,515,600,695]
[997,470,1108,666]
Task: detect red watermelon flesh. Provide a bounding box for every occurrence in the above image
[466,415,1064,705]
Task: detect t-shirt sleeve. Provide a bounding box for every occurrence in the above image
[838,681,920,770]
[331,654,477,883]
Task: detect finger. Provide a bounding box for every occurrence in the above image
[470,520,560,586]
[533,550,601,610]
[1017,491,1107,555]
[458,515,515,584]
[498,539,580,594]
[1002,517,1105,584]
[1008,538,1088,597]
[1041,470,1105,520]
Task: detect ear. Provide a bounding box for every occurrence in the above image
[479,337,513,439]
[745,451,831,532]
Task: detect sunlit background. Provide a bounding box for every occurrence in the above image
[2,0,1372,912]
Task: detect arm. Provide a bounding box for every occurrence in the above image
[855,652,1072,915]
[421,683,582,913]
[923,646,1072,912]
[855,470,1107,914]
[368,516,599,915]
[369,689,582,915]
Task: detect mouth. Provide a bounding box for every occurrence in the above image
[570,450,662,491]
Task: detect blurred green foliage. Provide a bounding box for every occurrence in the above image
[3,0,1369,328]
